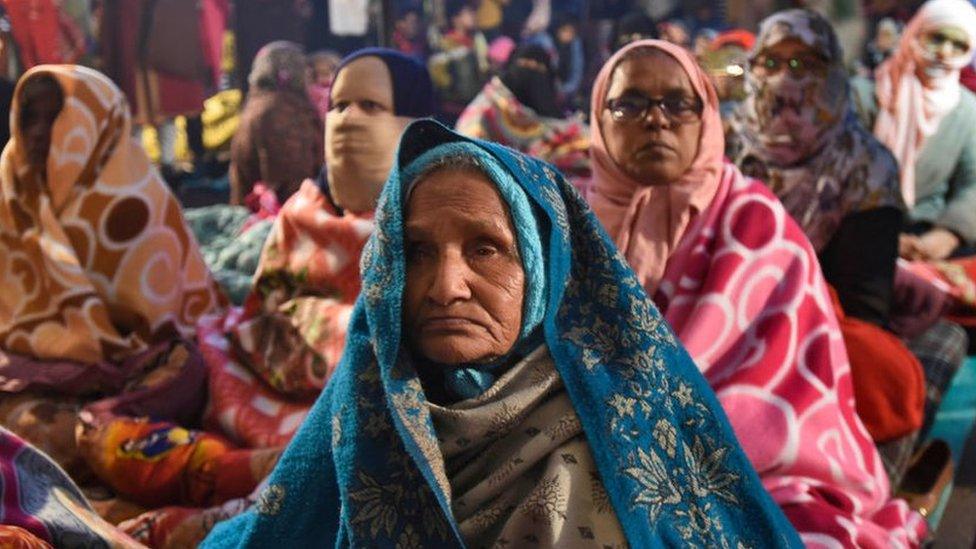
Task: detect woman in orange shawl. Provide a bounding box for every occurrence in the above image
[0,65,223,503]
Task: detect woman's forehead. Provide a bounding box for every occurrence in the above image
[607,53,694,97]
[332,57,394,103]
[411,167,502,205]
[762,36,818,53]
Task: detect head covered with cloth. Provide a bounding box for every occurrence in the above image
[202,120,800,547]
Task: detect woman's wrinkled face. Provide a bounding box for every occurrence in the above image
[601,52,703,184]
[19,76,63,171]
[326,56,403,213]
[403,167,525,366]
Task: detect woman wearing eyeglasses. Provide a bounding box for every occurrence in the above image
[852,0,976,262]
[588,39,925,547]
[728,9,968,507]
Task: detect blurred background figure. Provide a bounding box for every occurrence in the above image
[658,19,691,47]
[611,9,659,52]
[392,6,427,61]
[428,0,489,122]
[699,29,755,118]
[234,0,310,95]
[306,49,341,117]
[552,11,586,109]
[229,41,323,205]
[859,17,902,75]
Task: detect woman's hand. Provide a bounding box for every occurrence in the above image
[900,229,960,260]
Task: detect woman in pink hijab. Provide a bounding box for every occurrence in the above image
[588,39,924,547]
[852,0,976,261]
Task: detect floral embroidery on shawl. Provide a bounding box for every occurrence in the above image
[199,120,801,549]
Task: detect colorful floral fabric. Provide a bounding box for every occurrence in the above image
[457,76,590,182]
[227,179,374,398]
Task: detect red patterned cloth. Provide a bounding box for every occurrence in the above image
[119,180,374,546]
[654,171,926,547]
[456,77,591,188]
[198,309,313,448]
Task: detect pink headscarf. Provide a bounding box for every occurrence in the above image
[589,39,726,294]
[874,0,976,207]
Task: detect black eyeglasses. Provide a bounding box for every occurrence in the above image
[605,93,703,123]
[751,52,830,77]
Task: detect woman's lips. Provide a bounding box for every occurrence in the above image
[635,141,675,158]
[329,139,367,153]
[420,316,482,332]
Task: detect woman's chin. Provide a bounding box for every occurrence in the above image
[415,337,494,367]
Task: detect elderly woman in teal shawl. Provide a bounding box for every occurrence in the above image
[202,120,801,547]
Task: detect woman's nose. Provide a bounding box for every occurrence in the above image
[427,251,472,305]
[938,40,956,59]
[643,104,671,129]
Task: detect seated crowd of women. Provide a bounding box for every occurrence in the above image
[2,0,976,547]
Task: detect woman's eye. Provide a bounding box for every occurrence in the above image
[360,100,383,113]
[471,243,499,258]
[330,101,349,113]
[406,243,432,261]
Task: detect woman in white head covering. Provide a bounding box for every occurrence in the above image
[851,0,976,261]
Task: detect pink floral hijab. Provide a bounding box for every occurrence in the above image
[588,39,727,294]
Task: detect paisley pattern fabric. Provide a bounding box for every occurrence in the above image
[727,10,904,253]
[653,167,926,547]
[202,120,801,548]
[0,65,221,364]
[0,426,143,548]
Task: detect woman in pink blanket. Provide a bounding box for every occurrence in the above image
[587,39,924,547]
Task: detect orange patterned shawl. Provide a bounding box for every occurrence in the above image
[0,65,222,364]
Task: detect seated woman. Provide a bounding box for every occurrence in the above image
[219,48,438,430]
[202,118,801,548]
[588,39,924,546]
[728,10,967,483]
[109,49,438,548]
[0,66,222,480]
[851,0,976,261]
[229,41,324,205]
[456,43,590,183]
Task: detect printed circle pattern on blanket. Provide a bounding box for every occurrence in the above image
[656,171,926,547]
[0,65,222,364]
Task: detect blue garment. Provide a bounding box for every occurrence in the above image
[334,48,437,118]
[202,120,803,548]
